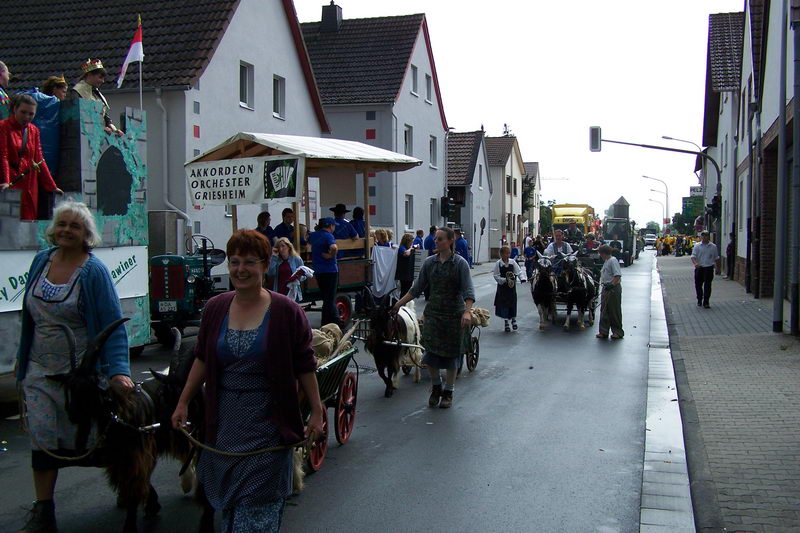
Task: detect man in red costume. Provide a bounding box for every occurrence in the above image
[0,94,62,220]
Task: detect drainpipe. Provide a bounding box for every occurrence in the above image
[774,0,789,332]
[791,0,800,334]
[392,111,399,235]
[745,102,753,293]
[155,88,191,253]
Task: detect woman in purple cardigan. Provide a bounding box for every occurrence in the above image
[172,229,324,532]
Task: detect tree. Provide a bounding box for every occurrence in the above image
[521,174,536,213]
[645,221,661,233]
[670,212,693,235]
[539,199,556,235]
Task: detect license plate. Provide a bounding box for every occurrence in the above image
[158,300,177,313]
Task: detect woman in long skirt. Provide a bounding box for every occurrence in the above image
[392,227,475,409]
[493,245,523,332]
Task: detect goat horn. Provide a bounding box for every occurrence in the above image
[53,323,78,370]
[81,317,130,370]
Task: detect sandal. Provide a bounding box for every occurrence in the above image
[611,334,624,339]
[596,333,608,339]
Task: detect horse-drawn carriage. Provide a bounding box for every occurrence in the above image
[530,251,598,330]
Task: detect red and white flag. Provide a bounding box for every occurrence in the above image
[116,16,144,88]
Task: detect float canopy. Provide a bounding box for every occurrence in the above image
[186,132,422,172]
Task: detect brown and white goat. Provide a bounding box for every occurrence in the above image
[364,295,422,397]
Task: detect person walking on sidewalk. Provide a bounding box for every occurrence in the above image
[691,230,719,308]
[596,244,624,339]
[391,227,475,409]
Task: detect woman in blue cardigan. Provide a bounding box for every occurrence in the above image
[17,201,132,532]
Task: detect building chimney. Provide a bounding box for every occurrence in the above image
[321,1,342,33]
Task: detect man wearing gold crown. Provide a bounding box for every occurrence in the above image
[67,59,122,136]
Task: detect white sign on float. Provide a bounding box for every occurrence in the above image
[0,246,149,313]
[186,155,305,208]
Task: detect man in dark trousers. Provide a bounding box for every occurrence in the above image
[691,230,719,308]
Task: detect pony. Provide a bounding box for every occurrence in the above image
[561,252,597,330]
[530,253,558,330]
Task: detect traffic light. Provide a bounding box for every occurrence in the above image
[440,196,451,219]
[589,127,602,152]
[711,195,721,219]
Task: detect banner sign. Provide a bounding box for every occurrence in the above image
[682,196,705,218]
[186,156,305,207]
[689,186,704,197]
[0,246,148,313]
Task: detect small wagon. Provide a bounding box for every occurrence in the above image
[304,346,359,472]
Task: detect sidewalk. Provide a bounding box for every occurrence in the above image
[658,255,800,532]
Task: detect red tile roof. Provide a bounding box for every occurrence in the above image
[447,131,483,186]
[301,12,448,130]
[485,136,517,166]
[0,0,330,132]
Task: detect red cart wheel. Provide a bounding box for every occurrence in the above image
[307,408,328,472]
[335,372,358,444]
[335,294,353,327]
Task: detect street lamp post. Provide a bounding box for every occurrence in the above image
[661,136,702,152]
[642,175,669,225]
[649,198,665,230]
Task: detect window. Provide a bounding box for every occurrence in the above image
[366,129,376,140]
[429,136,437,167]
[430,198,438,224]
[369,185,376,197]
[514,179,518,196]
[405,194,414,228]
[273,75,285,118]
[239,61,254,108]
[193,149,200,157]
[410,65,418,95]
[404,125,413,155]
[506,175,511,193]
[194,220,201,234]
[366,110,376,121]
[478,164,483,188]
[193,101,200,114]
[425,74,432,102]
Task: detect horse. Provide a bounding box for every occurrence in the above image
[530,253,558,330]
[561,253,597,331]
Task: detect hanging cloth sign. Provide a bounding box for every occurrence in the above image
[186,155,304,207]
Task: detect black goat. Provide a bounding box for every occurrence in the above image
[364,295,422,397]
[143,329,214,533]
[46,318,159,533]
[531,254,558,330]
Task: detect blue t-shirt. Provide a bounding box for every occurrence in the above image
[510,247,520,259]
[412,236,423,248]
[310,230,338,273]
[524,246,536,259]
[333,217,357,240]
[455,237,470,259]
[351,218,366,238]
[423,233,436,256]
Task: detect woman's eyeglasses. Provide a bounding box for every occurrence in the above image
[229,259,264,268]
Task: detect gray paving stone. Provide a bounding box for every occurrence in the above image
[658,255,800,532]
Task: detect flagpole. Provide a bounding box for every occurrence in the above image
[139,60,143,110]
[138,14,143,110]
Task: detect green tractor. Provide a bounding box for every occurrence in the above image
[150,235,226,345]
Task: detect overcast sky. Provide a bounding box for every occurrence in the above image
[295,0,742,228]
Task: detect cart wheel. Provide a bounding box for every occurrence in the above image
[402,365,411,375]
[335,294,353,328]
[334,372,357,445]
[466,336,480,372]
[307,408,328,472]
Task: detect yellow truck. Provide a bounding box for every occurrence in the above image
[551,204,596,235]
